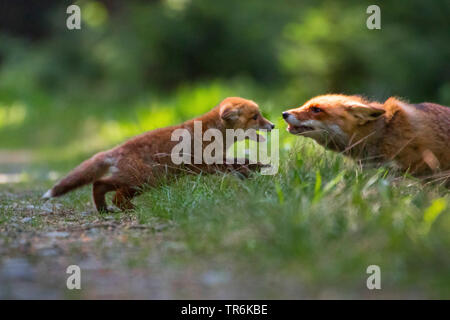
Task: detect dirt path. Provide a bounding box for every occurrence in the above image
[0,196,309,299]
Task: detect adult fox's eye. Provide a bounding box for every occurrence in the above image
[311,106,322,113]
[252,114,258,120]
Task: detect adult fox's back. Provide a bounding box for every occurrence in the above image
[409,102,450,142]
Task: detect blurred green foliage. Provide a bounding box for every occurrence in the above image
[0,0,449,152]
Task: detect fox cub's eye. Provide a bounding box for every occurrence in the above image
[311,106,322,113]
[252,114,259,120]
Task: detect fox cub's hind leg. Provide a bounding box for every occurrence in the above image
[112,187,139,211]
[92,178,122,213]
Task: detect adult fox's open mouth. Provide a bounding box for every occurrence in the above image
[286,124,314,135]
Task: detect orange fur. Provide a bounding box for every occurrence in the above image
[283,94,450,183]
[44,97,274,212]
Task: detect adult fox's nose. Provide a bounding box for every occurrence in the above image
[270,123,275,129]
[282,112,289,119]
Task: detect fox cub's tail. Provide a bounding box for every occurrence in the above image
[42,151,113,199]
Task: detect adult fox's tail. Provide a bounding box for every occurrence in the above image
[42,151,112,199]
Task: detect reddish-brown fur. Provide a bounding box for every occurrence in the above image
[283,94,450,184]
[44,97,274,212]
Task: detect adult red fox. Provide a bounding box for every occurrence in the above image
[43,97,274,212]
[283,94,450,184]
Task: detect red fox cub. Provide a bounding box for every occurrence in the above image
[283,94,450,183]
[43,97,275,212]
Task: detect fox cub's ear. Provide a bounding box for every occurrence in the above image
[220,104,241,122]
[345,103,385,125]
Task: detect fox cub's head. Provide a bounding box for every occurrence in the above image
[219,97,275,131]
[282,94,385,150]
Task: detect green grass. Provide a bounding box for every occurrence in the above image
[127,141,449,297]
[0,81,449,298]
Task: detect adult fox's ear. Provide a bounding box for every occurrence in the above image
[220,104,240,122]
[345,102,385,125]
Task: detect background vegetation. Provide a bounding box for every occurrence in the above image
[0,0,449,298]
